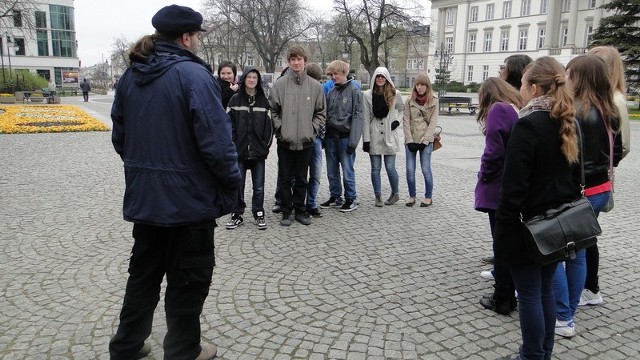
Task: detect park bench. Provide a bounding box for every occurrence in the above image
[439,96,478,115]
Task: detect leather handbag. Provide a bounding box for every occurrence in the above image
[521,120,602,265]
[433,126,442,151]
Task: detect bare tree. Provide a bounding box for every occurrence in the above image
[204,0,314,73]
[0,0,39,33]
[109,36,132,77]
[333,0,423,76]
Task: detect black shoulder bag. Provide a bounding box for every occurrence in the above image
[522,120,602,265]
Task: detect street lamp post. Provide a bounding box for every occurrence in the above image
[6,32,14,93]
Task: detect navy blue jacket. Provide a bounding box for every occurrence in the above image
[111,41,242,226]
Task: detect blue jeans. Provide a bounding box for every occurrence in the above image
[405,143,433,198]
[554,191,610,320]
[369,154,399,197]
[585,191,611,293]
[511,262,558,360]
[325,137,357,200]
[234,159,266,217]
[306,137,323,210]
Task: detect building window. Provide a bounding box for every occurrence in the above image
[470,6,479,22]
[14,38,25,55]
[13,10,22,27]
[482,65,489,81]
[247,55,254,66]
[276,57,283,67]
[468,33,477,52]
[467,65,474,82]
[518,30,528,50]
[537,27,546,49]
[585,25,594,45]
[540,0,548,14]
[35,11,47,28]
[521,0,530,16]
[503,1,512,18]
[446,8,455,25]
[37,69,51,81]
[445,36,454,53]
[500,30,509,51]
[37,30,49,56]
[484,32,493,52]
[406,59,412,70]
[486,4,494,20]
[561,26,568,46]
[589,0,597,9]
[50,5,76,58]
[561,0,570,12]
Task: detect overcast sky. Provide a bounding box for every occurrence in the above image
[74,0,430,67]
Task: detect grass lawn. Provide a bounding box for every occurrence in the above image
[0,104,110,134]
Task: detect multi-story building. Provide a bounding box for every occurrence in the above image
[0,0,79,90]
[428,0,612,86]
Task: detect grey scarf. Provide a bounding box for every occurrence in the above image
[519,96,552,118]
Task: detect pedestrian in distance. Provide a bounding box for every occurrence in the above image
[551,54,621,339]
[362,67,404,207]
[109,5,242,360]
[403,73,439,208]
[269,45,326,226]
[225,67,273,231]
[494,56,580,360]
[80,78,91,102]
[217,60,238,109]
[320,60,363,212]
[474,77,522,316]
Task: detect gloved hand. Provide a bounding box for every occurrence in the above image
[363,142,370,153]
[406,143,420,152]
[418,143,427,151]
[391,120,400,131]
[347,146,355,154]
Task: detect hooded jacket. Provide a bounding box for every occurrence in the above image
[363,67,404,155]
[326,79,364,150]
[227,67,273,161]
[269,69,326,150]
[111,41,242,226]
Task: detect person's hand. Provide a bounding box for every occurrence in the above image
[407,143,420,152]
[230,83,239,92]
[347,146,355,154]
[363,142,370,153]
[391,120,400,131]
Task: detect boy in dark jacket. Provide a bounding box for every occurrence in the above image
[225,67,274,230]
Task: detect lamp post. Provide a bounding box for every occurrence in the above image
[6,32,14,93]
[434,42,453,98]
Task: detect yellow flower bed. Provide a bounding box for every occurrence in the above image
[0,104,110,134]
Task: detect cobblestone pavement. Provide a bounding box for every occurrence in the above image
[1,94,639,359]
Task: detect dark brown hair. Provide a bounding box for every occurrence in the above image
[476,77,522,133]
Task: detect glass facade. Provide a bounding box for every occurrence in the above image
[50,5,76,58]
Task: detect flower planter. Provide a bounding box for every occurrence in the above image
[0,96,16,104]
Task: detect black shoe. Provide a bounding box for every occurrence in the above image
[294,212,311,225]
[482,256,495,265]
[480,294,517,315]
[272,204,282,213]
[307,208,323,217]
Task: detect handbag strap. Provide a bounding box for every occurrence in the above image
[575,119,586,194]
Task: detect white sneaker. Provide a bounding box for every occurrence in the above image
[480,270,494,280]
[555,319,577,338]
[579,289,604,306]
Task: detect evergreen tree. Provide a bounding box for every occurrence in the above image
[590,0,640,96]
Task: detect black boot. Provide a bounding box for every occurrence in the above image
[479,292,517,315]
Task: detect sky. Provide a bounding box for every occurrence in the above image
[74,0,430,67]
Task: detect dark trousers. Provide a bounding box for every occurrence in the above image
[277,144,312,215]
[489,210,516,298]
[235,159,266,217]
[82,91,89,101]
[510,262,558,360]
[109,223,216,360]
